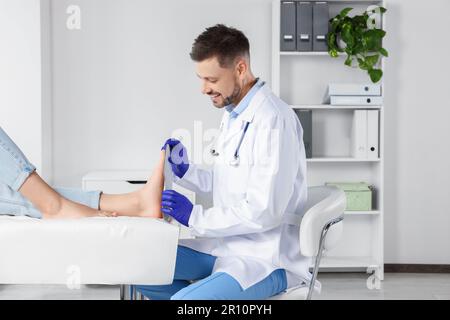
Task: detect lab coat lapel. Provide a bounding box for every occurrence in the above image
[222,84,269,146]
[222,117,245,146]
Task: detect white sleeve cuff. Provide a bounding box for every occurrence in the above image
[187,204,203,234]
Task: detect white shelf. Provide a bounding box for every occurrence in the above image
[344,210,380,215]
[281,51,334,56]
[293,104,382,110]
[273,0,385,278]
[281,51,380,57]
[307,157,380,163]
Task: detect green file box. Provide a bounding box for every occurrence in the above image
[325,182,373,211]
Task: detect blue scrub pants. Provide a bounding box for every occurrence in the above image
[135,246,288,300]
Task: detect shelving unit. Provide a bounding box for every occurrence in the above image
[307,157,380,162]
[292,104,382,110]
[272,0,385,281]
[344,210,380,215]
[280,51,338,56]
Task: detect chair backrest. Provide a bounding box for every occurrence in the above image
[299,186,346,257]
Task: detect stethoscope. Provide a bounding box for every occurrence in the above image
[210,120,251,167]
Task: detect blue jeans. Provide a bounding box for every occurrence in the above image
[0,126,101,218]
[135,246,287,300]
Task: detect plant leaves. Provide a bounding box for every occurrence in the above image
[366,29,386,39]
[358,58,369,70]
[368,68,383,83]
[353,42,365,54]
[354,26,364,38]
[328,6,387,83]
[353,15,367,27]
[345,55,353,66]
[326,32,336,48]
[365,54,380,68]
[329,48,339,58]
[363,30,383,51]
[341,23,355,48]
[339,7,353,18]
[331,18,340,32]
[379,47,389,57]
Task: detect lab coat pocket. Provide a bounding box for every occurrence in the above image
[227,163,251,196]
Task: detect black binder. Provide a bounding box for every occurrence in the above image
[294,109,313,158]
[296,2,313,51]
[280,1,296,51]
[313,2,329,51]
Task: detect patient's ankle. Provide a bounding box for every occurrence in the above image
[137,186,163,219]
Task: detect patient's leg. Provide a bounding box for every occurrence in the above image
[0,126,114,219]
[19,172,116,219]
[99,150,164,219]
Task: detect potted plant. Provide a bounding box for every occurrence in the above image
[326,6,388,83]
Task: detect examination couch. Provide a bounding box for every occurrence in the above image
[0,216,179,298]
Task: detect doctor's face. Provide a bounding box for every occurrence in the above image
[195,56,244,109]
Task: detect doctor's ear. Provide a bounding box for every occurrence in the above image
[235,59,248,77]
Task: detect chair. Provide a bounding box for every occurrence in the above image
[126,185,346,301]
[269,185,346,300]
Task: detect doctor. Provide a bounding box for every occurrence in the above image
[136,24,311,300]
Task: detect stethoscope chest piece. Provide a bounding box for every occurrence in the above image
[229,155,240,167]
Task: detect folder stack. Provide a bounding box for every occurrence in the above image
[323,83,383,106]
[321,83,381,159]
[280,1,329,52]
[351,109,379,159]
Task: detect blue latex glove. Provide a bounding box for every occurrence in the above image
[161,138,189,178]
[161,190,193,227]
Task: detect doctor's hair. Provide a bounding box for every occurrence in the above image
[190,24,250,68]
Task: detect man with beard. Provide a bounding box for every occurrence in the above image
[137,24,310,300]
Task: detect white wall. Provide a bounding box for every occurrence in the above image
[49,0,272,187]
[41,0,53,182]
[44,0,450,264]
[0,0,51,179]
[383,0,450,264]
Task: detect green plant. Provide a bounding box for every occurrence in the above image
[326,6,388,83]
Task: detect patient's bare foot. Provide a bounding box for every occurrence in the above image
[136,150,165,219]
[136,151,165,218]
[97,151,165,218]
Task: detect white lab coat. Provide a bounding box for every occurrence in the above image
[174,83,312,290]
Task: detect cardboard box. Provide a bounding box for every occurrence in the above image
[325,182,373,211]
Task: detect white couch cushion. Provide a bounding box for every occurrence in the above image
[0,216,179,285]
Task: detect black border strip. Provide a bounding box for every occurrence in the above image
[384,264,450,273]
